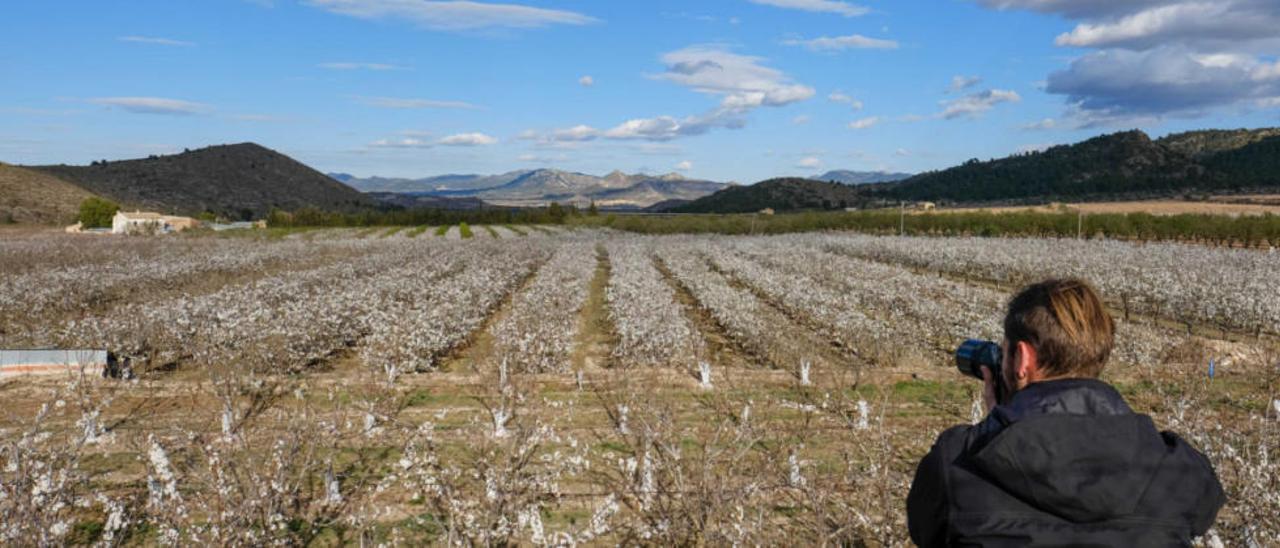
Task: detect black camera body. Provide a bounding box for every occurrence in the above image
[956,339,1006,404]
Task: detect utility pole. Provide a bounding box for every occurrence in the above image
[1077,210,1084,240]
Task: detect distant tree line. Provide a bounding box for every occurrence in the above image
[575,210,1280,247]
[266,202,593,228]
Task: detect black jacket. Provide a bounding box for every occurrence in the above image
[907,378,1225,547]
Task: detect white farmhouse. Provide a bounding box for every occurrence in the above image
[111,211,199,235]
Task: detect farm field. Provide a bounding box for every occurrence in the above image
[1,229,1277,545]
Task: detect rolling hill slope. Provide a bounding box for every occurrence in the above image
[34,143,372,219]
[0,162,97,224]
[678,128,1280,213]
[671,178,862,213]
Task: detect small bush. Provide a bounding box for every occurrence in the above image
[78,197,120,228]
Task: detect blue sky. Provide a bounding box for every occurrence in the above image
[2,0,1278,182]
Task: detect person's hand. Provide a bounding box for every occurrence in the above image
[980,366,998,414]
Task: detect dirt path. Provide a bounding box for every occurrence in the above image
[653,257,766,373]
[569,246,619,374]
[705,255,869,367]
[436,263,544,374]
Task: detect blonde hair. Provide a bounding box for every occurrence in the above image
[1003,279,1115,378]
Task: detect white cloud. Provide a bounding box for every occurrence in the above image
[975,0,1168,19]
[978,0,1280,122]
[306,0,598,31]
[1053,2,1280,50]
[749,0,869,17]
[319,62,407,70]
[948,75,982,92]
[894,148,910,157]
[555,44,814,143]
[654,45,815,109]
[551,125,600,142]
[675,160,694,171]
[356,96,480,109]
[828,92,864,110]
[939,89,1022,119]
[118,35,195,47]
[601,112,745,141]
[369,137,434,149]
[1047,46,1280,122]
[369,132,497,148]
[1022,118,1057,130]
[88,97,209,115]
[783,34,899,51]
[438,132,498,146]
[848,116,880,129]
[579,75,594,87]
[796,156,823,169]
[792,114,812,125]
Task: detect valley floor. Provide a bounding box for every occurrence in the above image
[0,229,1276,545]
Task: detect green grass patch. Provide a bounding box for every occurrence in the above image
[504,224,528,236]
[482,225,499,238]
[528,225,554,235]
[459,222,474,239]
[406,225,430,238]
[380,226,405,238]
[434,225,450,237]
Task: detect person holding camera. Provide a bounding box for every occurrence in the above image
[907,279,1224,546]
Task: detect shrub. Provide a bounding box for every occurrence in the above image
[78,197,120,228]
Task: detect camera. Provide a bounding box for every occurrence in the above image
[956,339,1006,403]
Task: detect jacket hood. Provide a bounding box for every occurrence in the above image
[966,379,1209,524]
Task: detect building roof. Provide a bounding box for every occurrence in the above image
[117,211,168,220]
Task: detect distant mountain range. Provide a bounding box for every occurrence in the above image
[809,170,913,185]
[33,144,372,219]
[677,128,1280,213]
[6,127,1279,224]
[333,169,732,209]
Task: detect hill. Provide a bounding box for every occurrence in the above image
[342,168,730,209]
[1156,128,1280,159]
[333,171,535,193]
[810,170,913,185]
[671,178,862,213]
[1202,135,1280,186]
[0,163,98,224]
[871,128,1280,204]
[33,144,372,219]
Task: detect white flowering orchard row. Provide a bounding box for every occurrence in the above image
[700,240,915,366]
[605,239,706,368]
[57,239,537,375]
[0,237,349,343]
[820,234,1280,335]
[711,236,1173,368]
[490,240,598,374]
[354,238,554,380]
[359,238,556,379]
[656,240,815,369]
